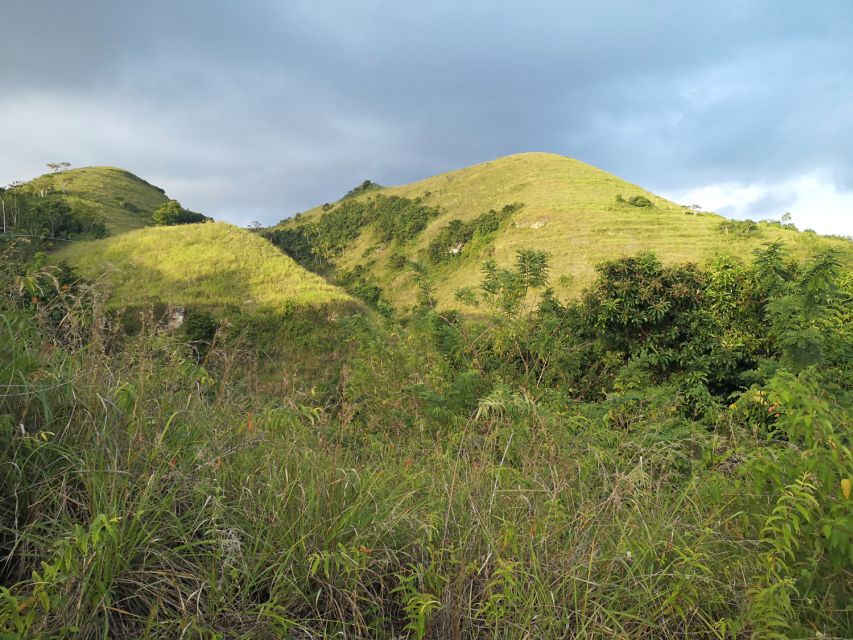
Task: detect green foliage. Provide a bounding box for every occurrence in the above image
[0,194,109,256]
[336,263,390,311]
[387,252,407,270]
[343,179,382,199]
[263,226,326,271]
[766,249,849,371]
[427,203,520,264]
[616,193,653,207]
[267,195,441,270]
[718,218,761,237]
[408,260,437,309]
[370,195,442,244]
[477,248,551,314]
[29,199,108,241]
[152,199,209,226]
[183,308,218,359]
[2,232,851,638]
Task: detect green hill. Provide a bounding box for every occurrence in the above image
[56,221,351,309]
[21,166,170,233]
[268,152,852,309]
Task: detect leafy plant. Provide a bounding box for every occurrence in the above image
[152,199,209,225]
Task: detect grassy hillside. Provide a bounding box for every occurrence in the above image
[270,152,852,309]
[23,166,170,233]
[56,221,351,309]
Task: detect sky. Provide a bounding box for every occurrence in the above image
[1,0,851,235]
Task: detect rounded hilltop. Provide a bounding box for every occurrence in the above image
[20,165,170,233]
[270,152,849,310]
[56,221,352,310]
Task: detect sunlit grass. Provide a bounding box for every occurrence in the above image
[26,166,169,233]
[55,221,351,308]
[275,152,852,308]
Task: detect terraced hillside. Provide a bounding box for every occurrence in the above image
[22,166,170,233]
[56,222,351,310]
[268,152,851,309]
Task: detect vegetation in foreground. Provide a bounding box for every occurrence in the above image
[1,224,850,638]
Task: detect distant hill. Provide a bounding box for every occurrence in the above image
[21,166,170,233]
[56,222,351,310]
[268,152,852,309]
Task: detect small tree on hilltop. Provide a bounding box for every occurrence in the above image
[152,200,209,226]
[45,162,70,174]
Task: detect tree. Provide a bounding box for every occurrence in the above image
[152,200,208,226]
[46,162,70,173]
[343,179,382,199]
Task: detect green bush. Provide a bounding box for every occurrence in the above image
[427,203,520,264]
[183,308,219,359]
[718,218,761,237]
[152,199,209,225]
[387,253,407,270]
[267,195,442,270]
[343,179,382,199]
[616,193,653,208]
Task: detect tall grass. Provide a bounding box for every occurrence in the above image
[2,279,849,639]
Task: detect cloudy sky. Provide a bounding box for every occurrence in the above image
[2,1,851,234]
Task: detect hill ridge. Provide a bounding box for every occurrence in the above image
[56,221,351,310]
[268,153,851,310]
[18,165,171,234]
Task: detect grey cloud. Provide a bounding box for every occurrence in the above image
[1,0,851,231]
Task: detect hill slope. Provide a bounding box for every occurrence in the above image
[22,166,170,233]
[56,222,351,309]
[269,152,852,309]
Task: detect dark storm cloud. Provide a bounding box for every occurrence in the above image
[1,0,851,232]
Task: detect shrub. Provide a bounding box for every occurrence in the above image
[388,253,407,270]
[183,308,219,359]
[152,199,209,226]
[718,219,761,237]
[337,264,388,309]
[427,204,520,264]
[267,195,442,271]
[616,194,653,208]
[343,179,382,199]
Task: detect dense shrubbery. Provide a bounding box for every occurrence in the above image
[343,179,382,199]
[1,237,850,638]
[152,199,209,225]
[718,218,761,237]
[371,195,442,243]
[0,189,108,250]
[266,195,442,271]
[336,263,390,312]
[427,203,520,264]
